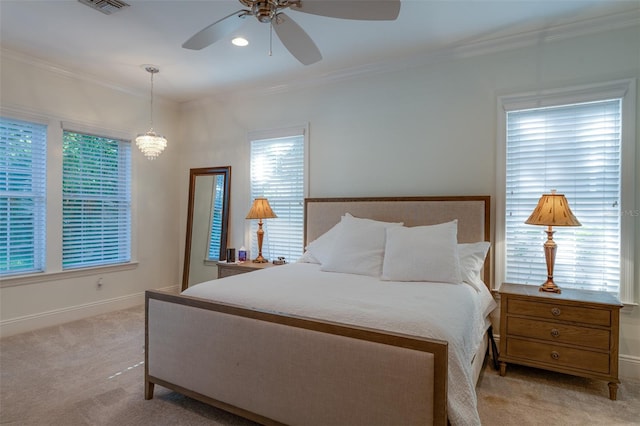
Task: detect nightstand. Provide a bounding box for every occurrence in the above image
[217,261,274,279]
[498,282,622,400]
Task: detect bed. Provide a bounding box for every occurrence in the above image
[145,196,494,426]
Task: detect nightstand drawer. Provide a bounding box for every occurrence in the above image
[218,267,250,278]
[508,299,611,326]
[507,317,610,350]
[506,338,610,374]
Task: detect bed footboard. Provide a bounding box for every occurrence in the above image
[145,290,448,425]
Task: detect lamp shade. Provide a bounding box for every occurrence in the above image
[525,191,581,227]
[246,198,277,220]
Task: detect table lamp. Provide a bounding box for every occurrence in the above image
[246,197,277,263]
[525,190,581,293]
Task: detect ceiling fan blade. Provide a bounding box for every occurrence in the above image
[273,13,322,65]
[182,10,247,50]
[292,0,400,20]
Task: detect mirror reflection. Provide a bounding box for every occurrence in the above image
[182,166,231,290]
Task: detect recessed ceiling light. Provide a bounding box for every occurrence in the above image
[232,37,249,47]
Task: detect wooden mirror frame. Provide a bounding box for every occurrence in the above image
[181,166,231,291]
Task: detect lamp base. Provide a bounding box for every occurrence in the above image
[252,255,268,263]
[539,279,561,294]
[539,228,561,293]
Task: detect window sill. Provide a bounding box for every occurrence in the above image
[0,262,139,288]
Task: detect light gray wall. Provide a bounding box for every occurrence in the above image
[178,25,640,378]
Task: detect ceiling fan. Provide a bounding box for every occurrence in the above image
[182,0,401,65]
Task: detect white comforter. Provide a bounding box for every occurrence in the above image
[183,262,495,426]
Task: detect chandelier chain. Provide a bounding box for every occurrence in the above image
[149,71,154,128]
[146,66,159,130]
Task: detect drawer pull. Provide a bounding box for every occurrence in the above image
[550,329,560,338]
[551,307,561,316]
[550,351,560,360]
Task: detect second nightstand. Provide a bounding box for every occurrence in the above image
[498,282,622,400]
[217,261,274,279]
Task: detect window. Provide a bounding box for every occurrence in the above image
[249,125,308,262]
[62,130,131,269]
[0,117,47,276]
[207,173,226,261]
[497,80,635,303]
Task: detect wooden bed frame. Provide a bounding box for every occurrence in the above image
[145,196,491,425]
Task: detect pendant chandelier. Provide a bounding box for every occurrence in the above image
[135,65,167,160]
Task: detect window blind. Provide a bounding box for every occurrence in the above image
[505,99,621,292]
[249,133,305,261]
[207,174,225,261]
[62,131,131,269]
[0,117,47,275]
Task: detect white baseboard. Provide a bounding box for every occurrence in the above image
[619,354,640,381]
[0,285,179,338]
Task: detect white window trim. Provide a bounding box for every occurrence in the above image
[61,125,132,269]
[0,261,139,288]
[60,120,133,142]
[245,123,310,254]
[495,79,636,305]
[0,111,138,286]
[60,121,139,271]
[0,113,48,276]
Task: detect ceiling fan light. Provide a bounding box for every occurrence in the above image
[232,37,249,46]
[135,130,167,160]
[252,1,273,22]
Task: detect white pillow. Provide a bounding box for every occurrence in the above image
[458,241,491,291]
[381,220,462,283]
[297,250,320,264]
[320,214,403,276]
[304,219,345,265]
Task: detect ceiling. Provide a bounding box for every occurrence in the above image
[1,0,638,103]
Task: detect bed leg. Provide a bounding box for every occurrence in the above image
[487,326,500,371]
[145,380,155,400]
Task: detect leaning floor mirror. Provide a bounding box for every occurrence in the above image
[182,166,231,291]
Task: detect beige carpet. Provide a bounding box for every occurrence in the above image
[1,305,638,425]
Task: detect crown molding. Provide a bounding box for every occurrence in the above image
[221,6,640,101]
[452,5,640,59]
[0,47,151,100]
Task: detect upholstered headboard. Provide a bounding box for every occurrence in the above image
[304,196,491,285]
